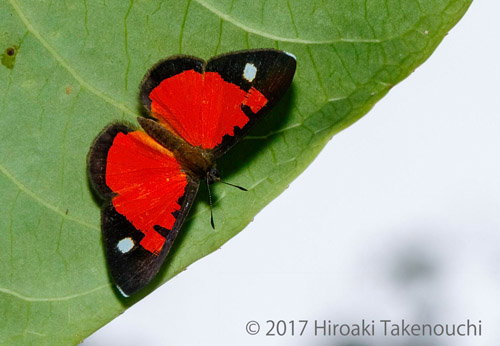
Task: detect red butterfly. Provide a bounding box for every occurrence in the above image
[87,49,296,296]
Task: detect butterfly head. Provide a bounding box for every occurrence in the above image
[206,167,221,185]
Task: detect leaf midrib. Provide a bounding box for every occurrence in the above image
[193,0,383,44]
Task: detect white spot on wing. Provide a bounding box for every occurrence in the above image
[116,285,130,298]
[284,51,296,60]
[243,63,257,82]
[117,237,134,254]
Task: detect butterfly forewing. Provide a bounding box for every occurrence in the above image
[140,56,205,111]
[206,50,296,157]
[139,49,296,156]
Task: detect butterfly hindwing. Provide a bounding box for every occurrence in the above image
[139,49,296,157]
[87,124,200,296]
[101,180,199,296]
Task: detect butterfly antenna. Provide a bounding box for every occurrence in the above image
[206,178,215,229]
[219,180,248,191]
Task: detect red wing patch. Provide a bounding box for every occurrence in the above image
[105,131,188,255]
[149,70,268,149]
[243,87,267,113]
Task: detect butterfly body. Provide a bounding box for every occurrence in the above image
[87,49,296,296]
[137,117,216,182]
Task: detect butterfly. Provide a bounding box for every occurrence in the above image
[87,49,296,296]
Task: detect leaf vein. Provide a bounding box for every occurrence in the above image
[123,0,134,92]
[214,18,223,55]
[179,0,192,54]
[286,0,300,38]
[0,163,98,231]
[0,284,110,302]
[7,0,138,118]
[306,45,328,100]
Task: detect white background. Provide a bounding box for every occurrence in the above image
[85,1,500,345]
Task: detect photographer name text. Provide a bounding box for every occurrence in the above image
[246,319,482,337]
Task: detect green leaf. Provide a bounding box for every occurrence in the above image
[0,0,471,344]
